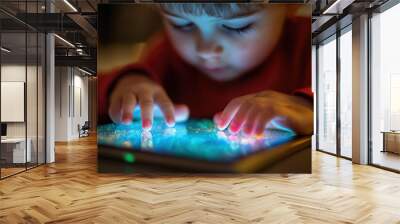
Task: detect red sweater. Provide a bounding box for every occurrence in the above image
[98,17,312,124]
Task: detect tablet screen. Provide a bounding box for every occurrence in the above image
[98,119,296,163]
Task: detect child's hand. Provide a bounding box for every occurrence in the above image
[108,74,189,130]
[214,91,313,136]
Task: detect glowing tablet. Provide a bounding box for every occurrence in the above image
[97,119,311,173]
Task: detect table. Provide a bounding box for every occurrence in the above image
[1,138,32,164]
[381,131,400,154]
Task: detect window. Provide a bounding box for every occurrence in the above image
[339,27,352,158]
[370,2,400,171]
[317,35,337,154]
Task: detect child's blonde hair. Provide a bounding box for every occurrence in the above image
[158,3,267,18]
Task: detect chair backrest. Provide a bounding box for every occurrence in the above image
[82,121,90,129]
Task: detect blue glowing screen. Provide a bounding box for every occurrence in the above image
[97,119,296,162]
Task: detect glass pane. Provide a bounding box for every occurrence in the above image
[340,29,352,158]
[1,30,27,177]
[317,36,337,154]
[371,3,400,171]
[27,31,38,169]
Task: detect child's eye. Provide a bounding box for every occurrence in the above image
[170,22,195,32]
[222,23,254,34]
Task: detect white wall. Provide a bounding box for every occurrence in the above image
[55,67,69,141]
[1,65,39,138]
[71,73,89,139]
[1,64,46,164]
[1,65,26,81]
[54,67,89,141]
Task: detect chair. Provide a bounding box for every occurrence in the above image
[78,121,90,138]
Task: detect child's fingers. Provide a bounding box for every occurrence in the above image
[213,112,222,126]
[138,93,154,130]
[121,93,137,124]
[217,98,244,130]
[228,103,252,134]
[174,104,190,122]
[108,94,123,124]
[242,107,259,136]
[254,109,275,136]
[154,91,175,127]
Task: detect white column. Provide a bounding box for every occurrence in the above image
[46,1,55,163]
[55,67,74,141]
[46,33,55,163]
[352,14,369,164]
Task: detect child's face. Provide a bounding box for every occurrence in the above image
[161,6,287,81]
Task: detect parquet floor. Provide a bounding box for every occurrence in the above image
[372,150,400,171]
[1,167,26,178]
[1,135,400,224]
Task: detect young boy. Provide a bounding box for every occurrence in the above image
[98,3,313,137]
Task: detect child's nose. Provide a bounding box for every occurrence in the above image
[196,38,223,60]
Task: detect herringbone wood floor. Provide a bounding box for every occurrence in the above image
[1,135,400,224]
